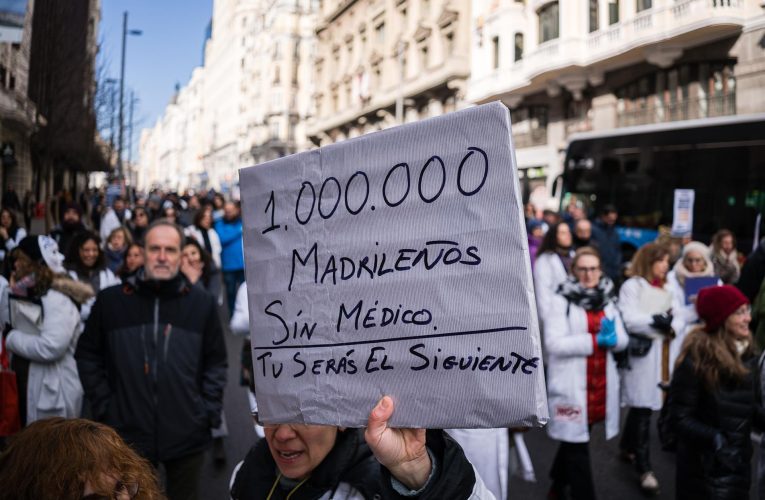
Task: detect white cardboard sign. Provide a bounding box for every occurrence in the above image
[239,102,548,428]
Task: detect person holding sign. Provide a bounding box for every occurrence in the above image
[543,247,628,499]
[666,241,719,370]
[617,243,678,495]
[669,285,762,500]
[230,396,493,499]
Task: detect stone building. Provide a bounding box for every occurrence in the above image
[0,0,36,199]
[306,0,472,145]
[468,0,765,205]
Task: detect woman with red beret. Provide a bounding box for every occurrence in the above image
[669,285,765,499]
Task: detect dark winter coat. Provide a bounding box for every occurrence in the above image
[670,353,765,500]
[591,220,622,282]
[75,271,227,462]
[737,238,765,302]
[230,429,478,500]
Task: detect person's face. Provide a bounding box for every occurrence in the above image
[182,244,202,266]
[0,211,11,228]
[556,224,572,248]
[199,209,212,229]
[531,226,544,238]
[134,210,149,228]
[164,208,177,222]
[724,304,751,340]
[650,254,670,282]
[602,210,618,225]
[113,200,125,213]
[79,239,99,268]
[573,254,602,288]
[574,221,591,241]
[189,197,200,209]
[144,226,182,280]
[265,424,338,480]
[109,231,126,250]
[214,196,224,209]
[224,203,239,220]
[125,246,144,272]
[683,251,706,273]
[721,235,734,254]
[63,208,80,224]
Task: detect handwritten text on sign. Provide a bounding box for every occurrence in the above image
[240,102,548,428]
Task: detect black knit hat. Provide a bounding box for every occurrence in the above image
[17,235,43,263]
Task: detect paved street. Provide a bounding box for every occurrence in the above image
[198,325,259,500]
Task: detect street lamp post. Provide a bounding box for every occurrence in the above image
[117,11,142,181]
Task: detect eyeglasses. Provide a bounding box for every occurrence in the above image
[574,266,600,274]
[81,481,139,500]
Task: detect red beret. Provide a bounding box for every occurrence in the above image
[696,285,749,333]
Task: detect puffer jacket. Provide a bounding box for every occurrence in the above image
[670,353,765,499]
[230,429,493,500]
[75,271,227,462]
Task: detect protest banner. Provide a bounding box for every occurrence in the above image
[239,101,548,428]
[671,189,695,237]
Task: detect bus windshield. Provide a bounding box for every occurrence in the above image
[561,114,765,249]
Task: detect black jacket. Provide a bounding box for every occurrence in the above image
[75,271,227,462]
[670,354,765,500]
[230,429,477,500]
[737,238,765,301]
[591,220,622,282]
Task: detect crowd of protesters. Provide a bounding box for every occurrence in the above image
[526,199,765,499]
[1,183,765,500]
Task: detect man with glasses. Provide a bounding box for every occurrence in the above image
[76,220,228,500]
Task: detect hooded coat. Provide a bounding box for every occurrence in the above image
[5,276,94,423]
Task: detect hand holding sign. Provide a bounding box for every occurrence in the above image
[365,396,431,490]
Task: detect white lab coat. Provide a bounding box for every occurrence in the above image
[544,296,628,442]
[618,277,684,410]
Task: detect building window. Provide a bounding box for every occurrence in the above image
[491,36,500,70]
[376,22,385,44]
[511,106,549,147]
[589,0,599,32]
[444,31,455,55]
[538,2,559,43]
[636,0,651,12]
[514,33,523,61]
[274,66,280,84]
[420,43,428,69]
[608,0,619,24]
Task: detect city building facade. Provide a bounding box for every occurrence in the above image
[306,0,472,145]
[468,0,765,207]
[0,0,37,198]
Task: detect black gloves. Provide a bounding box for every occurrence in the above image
[651,313,673,334]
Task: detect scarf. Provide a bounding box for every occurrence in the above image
[555,247,574,273]
[557,275,615,311]
[11,273,36,297]
[198,225,213,255]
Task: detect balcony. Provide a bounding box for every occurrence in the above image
[512,128,548,148]
[469,0,749,103]
[0,88,37,132]
[616,92,736,127]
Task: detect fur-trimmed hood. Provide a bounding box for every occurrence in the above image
[51,274,95,305]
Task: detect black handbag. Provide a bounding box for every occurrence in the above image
[627,334,653,357]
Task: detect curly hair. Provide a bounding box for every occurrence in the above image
[0,418,163,500]
[64,231,106,273]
